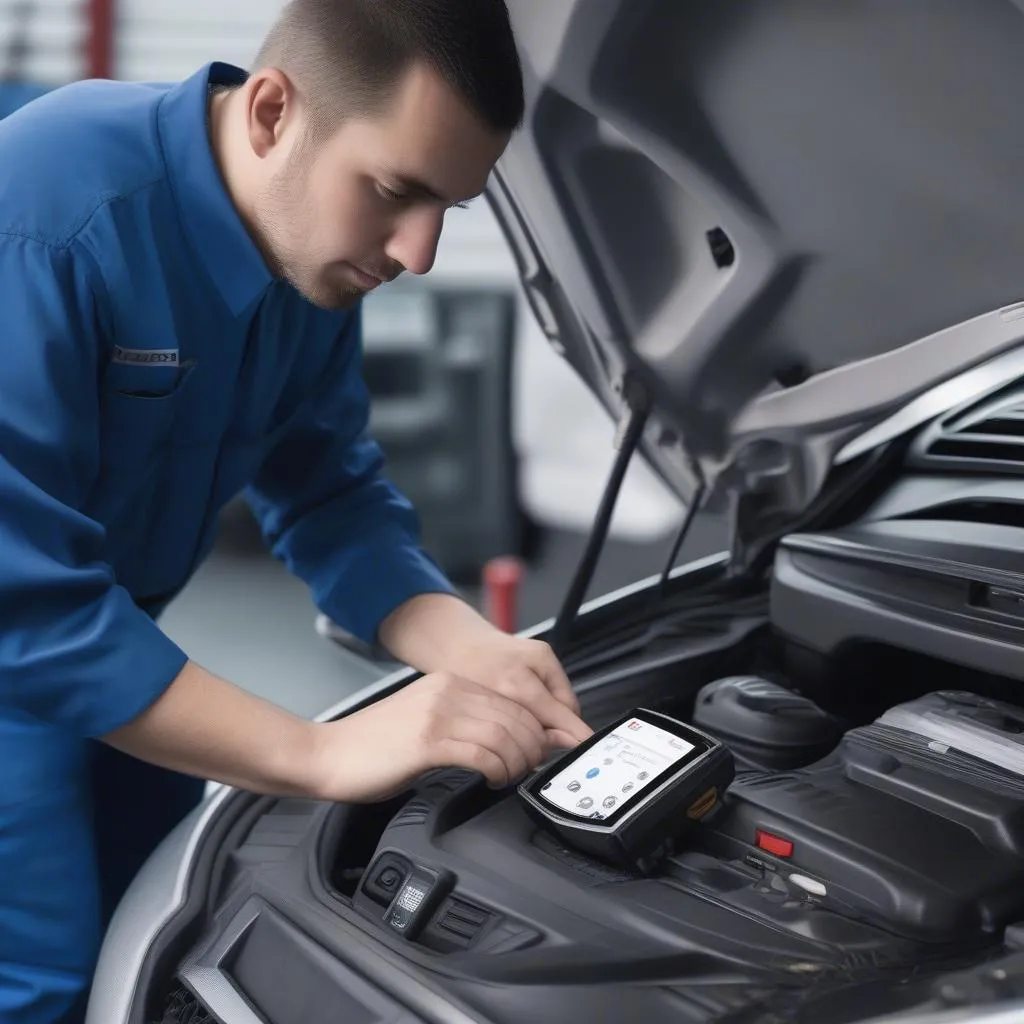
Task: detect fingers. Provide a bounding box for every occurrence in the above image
[429,719,583,790]
[532,645,581,716]
[412,666,590,790]
[545,727,582,751]
[460,688,547,768]
[435,738,511,789]
[488,668,592,745]
[437,716,533,788]
[331,667,586,803]
[418,674,550,786]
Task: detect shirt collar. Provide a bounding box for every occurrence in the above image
[157,62,273,317]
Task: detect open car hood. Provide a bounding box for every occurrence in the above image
[491,0,1024,561]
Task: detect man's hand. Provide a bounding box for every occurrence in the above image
[309,671,571,802]
[378,592,592,748]
[436,633,589,748]
[105,660,580,806]
[105,595,592,810]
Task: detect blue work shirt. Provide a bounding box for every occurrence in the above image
[0,61,455,738]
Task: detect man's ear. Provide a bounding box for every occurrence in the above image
[244,68,298,160]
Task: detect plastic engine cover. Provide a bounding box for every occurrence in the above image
[702,691,1024,941]
[878,691,1024,776]
[693,676,842,770]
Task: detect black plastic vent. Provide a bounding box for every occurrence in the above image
[391,796,432,828]
[916,390,1024,472]
[929,437,1024,461]
[960,413,1024,437]
[896,500,1024,529]
[153,986,214,1024]
[706,226,735,268]
[423,768,478,793]
[435,897,493,947]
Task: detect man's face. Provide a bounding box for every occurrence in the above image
[251,64,510,310]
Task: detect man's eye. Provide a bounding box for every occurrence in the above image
[377,183,406,202]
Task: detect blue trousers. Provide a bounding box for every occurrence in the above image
[0,711,205,1023]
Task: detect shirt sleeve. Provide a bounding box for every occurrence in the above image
[244,306,456,646]
[0,234,188,737]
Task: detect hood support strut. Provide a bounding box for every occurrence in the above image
[550,381,651,655]
[657,479,707,597]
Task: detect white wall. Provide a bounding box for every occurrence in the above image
[0,0,280,85]
[0,0,86,82]
[114,0,282,82]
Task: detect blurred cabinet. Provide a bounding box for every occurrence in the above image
[0,0,85,85]
[362,283,521,583]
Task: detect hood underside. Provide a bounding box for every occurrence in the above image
[491,0,1024,545]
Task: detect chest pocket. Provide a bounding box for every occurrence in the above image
[98,360,199,471]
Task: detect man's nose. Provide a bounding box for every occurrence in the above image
[385,207,444,277]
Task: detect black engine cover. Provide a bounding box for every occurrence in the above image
[335,692,1024,1023]
[703,709,1024,940]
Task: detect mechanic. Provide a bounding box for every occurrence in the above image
[0,2,592,1021]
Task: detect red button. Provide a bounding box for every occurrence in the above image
[756,830,794,858]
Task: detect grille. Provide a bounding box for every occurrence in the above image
[153,985,214,1024]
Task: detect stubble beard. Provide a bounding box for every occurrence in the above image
[252,159,365,312]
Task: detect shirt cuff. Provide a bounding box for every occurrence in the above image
[318,530,457,647]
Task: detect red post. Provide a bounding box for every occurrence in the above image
[483,557,524,634]
[86,0,115,79]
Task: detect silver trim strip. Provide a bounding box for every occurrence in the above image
[837,343,1024,465]
[860,1002,1024,1024]
[180,966,266,1024]
[178,901,265,1023]
[179,897,485,1024]
[85,787,233,1024]
[736,307,1024,440]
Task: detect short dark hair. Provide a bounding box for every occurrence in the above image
[254,0,524,136]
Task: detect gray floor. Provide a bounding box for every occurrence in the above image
[158,532,383,719]
[158,503,729,720]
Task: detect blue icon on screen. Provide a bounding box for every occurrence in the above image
[586,768,600,779]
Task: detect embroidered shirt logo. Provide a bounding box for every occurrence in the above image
[112,346,180,366]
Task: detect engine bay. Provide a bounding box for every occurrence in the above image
[175,617,1024,1022]
[159,465,1024,1024]
[164,654,1024,1024]
[309,681,1022,1020]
